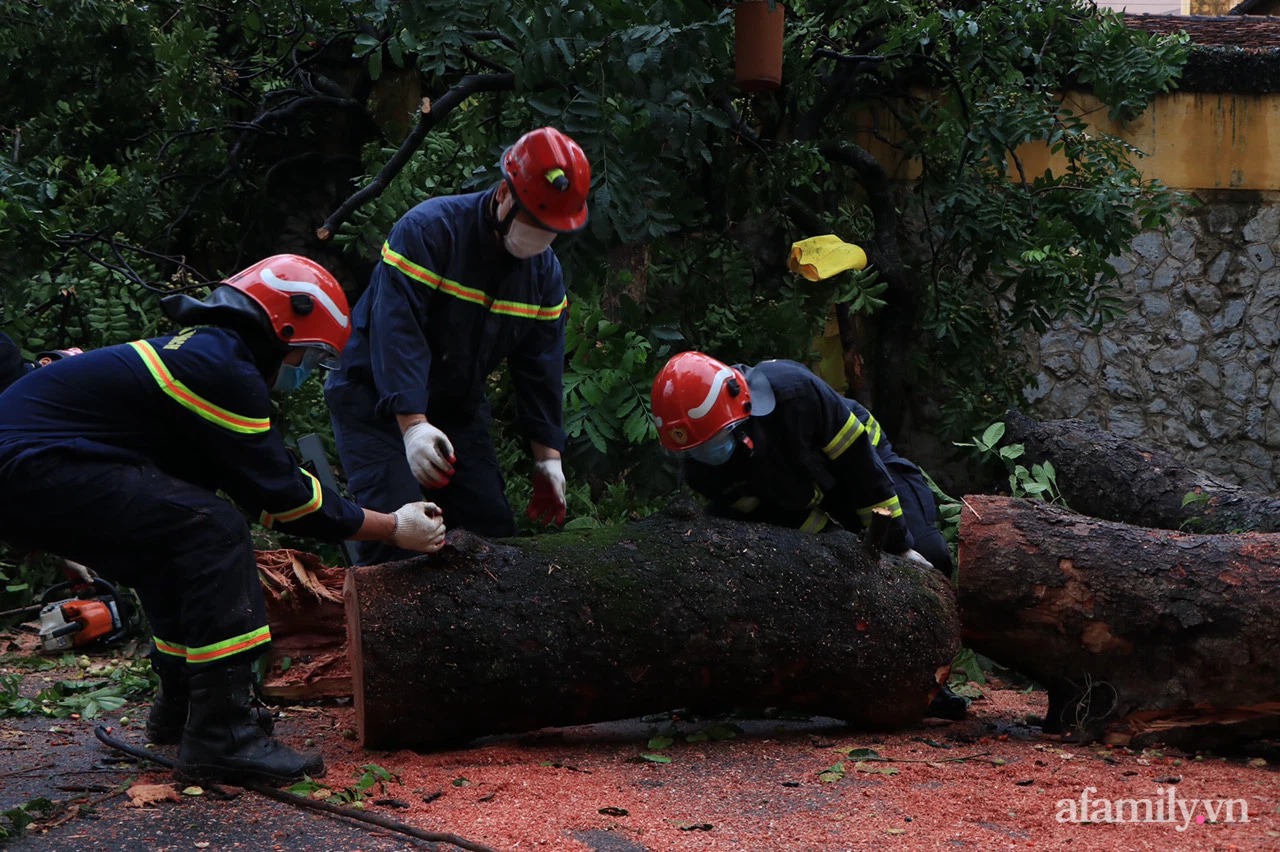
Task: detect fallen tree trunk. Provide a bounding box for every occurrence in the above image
[345,506,960,750]
[959,495,1280,749]
[1003,408,1280,533]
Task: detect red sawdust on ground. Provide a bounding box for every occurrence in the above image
[286,681,1280,852]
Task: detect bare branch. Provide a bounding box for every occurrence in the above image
[318,72,516,240]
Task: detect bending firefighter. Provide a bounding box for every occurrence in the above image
[325,127,590,562]
[0,256,446,783]
[651,352,967,719]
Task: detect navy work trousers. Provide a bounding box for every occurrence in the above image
[325,381,516,566]
[0,450,270,670]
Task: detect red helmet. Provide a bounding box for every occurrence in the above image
[501,127,590,233]
[35,347,84,367]
[165,255,351,367]
[651,352,752,452]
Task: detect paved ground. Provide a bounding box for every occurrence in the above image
[2,651,1277,851]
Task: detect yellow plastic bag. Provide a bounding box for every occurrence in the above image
[788,235,868,281]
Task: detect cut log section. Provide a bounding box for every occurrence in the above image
[958,495,1280,748]
[258,549,351,701]
[1003,408,1280,533]
[345,507,960,750]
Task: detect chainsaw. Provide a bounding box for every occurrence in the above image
[36,578,134,652]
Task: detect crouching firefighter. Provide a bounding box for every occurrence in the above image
[0,255,447,783]
[650,351,968,720]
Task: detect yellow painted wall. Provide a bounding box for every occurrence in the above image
[1182,0,1236,14]
[857,90,1280,191]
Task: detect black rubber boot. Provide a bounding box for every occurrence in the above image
[176,662,322,784]
[926,683,970,721]
[145,657,188,745]
[146,656,274,745]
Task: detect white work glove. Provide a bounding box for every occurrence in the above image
[390,502,446,553]
[403,421,455,488]
[526,458,567,526]
[899,548,934,570]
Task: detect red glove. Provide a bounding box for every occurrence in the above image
[527,459,566,526]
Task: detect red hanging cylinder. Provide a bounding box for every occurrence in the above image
[734,1,785,92]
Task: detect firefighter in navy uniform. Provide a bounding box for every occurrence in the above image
[325,127,589,564]
[0,255,447,783]
[650,351,968,719]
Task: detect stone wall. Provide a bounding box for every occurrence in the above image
[1026,191,1280,490]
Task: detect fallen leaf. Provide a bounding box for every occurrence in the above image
[886,827,907,835]
[126,783,181,808]
[640,754,671,764]
[647,736,673,750]
[182,786,204,796]
[1247,758,1267,768]
[678,823,713,831]
[854,761,899,776]
[195,843,210,849]
[834,747,881,759]
[599,807,629,817]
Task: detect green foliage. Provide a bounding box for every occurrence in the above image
[0,659,157,720]
[0,552,63,615]
[954,422,1065,504]
[288,763,400,808]
[0,797,58,840]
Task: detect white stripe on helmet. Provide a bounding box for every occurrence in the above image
[261,267,349,329]
[688,366,733,420]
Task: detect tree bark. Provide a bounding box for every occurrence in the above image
[958,495,1280,749]
[344,507,960,750]
[1002,408,1280,533]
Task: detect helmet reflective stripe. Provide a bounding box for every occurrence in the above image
[261,267,349,329]
[688,366,734,420]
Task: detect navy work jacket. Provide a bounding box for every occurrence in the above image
[328,188,568,450]
[0,327,364,540]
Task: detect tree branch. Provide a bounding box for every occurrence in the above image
[466,30,518,50]
[461,45,512,74]
[318,72,516,240]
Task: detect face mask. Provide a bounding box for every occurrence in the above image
[272,363,313,395]
[497,193,556,259]
[689,431,738,466]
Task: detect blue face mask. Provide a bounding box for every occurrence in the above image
[271,362,313,395]
[689,431,738,466]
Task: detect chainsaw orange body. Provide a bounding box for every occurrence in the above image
[37,578,131,652]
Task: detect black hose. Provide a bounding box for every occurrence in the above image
[94,726,501,852]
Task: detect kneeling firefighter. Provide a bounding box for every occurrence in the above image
[0,256,447,783]
[651,351,968,719]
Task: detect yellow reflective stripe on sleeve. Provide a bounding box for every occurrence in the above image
[185,626,271,664]
[129,341,271,434]
[857,495,904,524]
[259,470,323,529]
[731,496,761,513]
[381,241,566,321]
[154,638,187,658]
[800,510,831,534]
[867,415,883,446]
[491,294,567,320]
[823,412,865,460]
